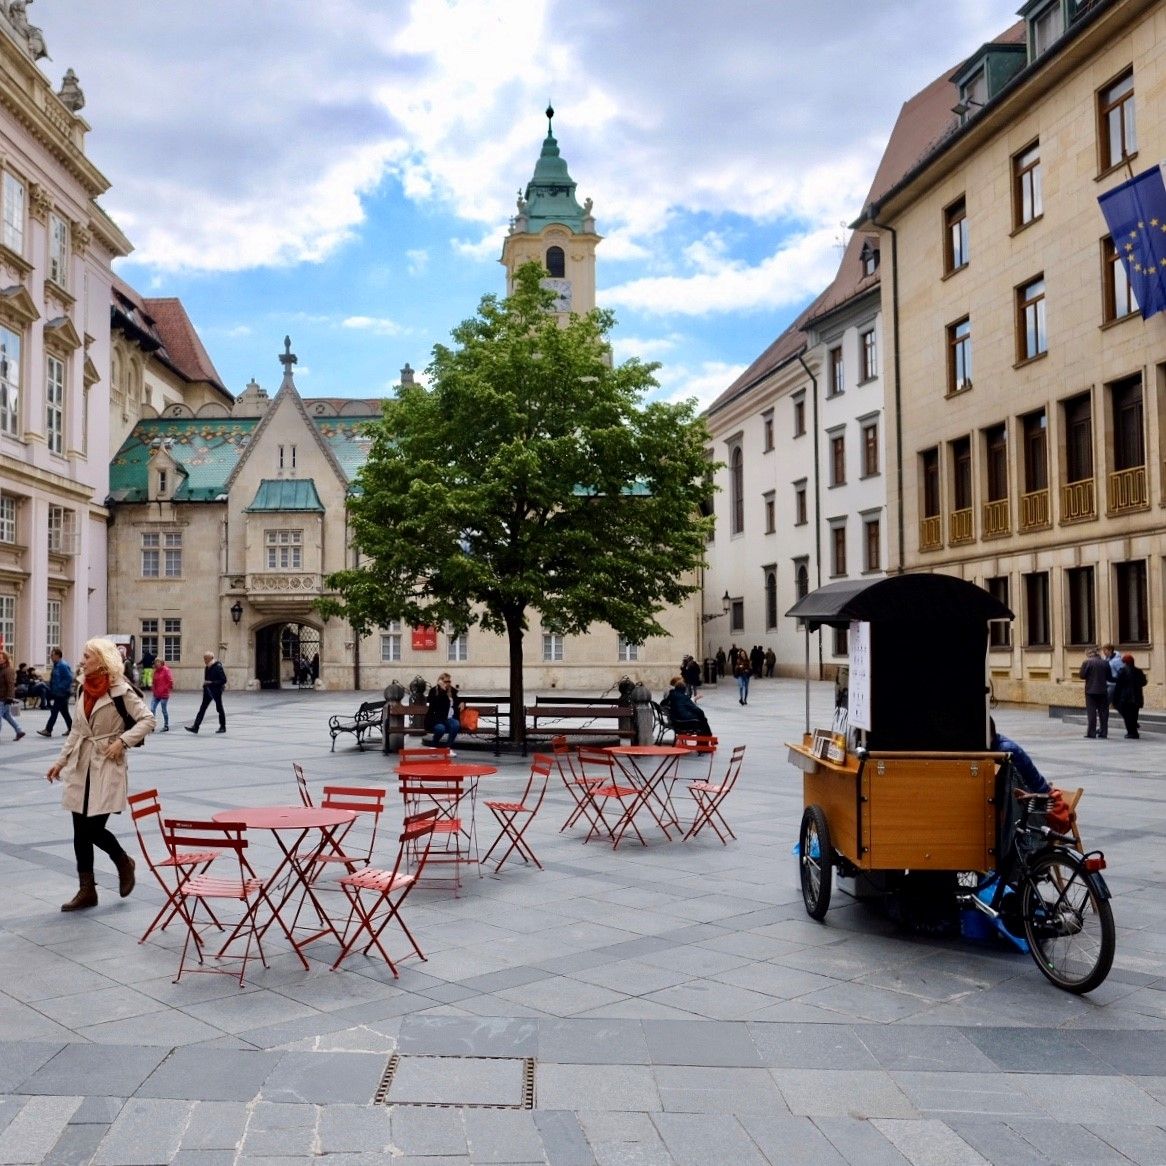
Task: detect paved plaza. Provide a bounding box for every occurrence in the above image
[0,676,1163,1165]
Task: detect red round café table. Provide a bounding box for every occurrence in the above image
[603,745,692,845]
[211,805,358,967]
[394,761,498,874]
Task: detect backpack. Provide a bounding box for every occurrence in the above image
[112,683,146,746]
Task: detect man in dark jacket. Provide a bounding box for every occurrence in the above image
[37,648,73,737]
[1079,648,1111,739]
[185,651,228,734]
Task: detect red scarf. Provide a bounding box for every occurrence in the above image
[82,672,111,720]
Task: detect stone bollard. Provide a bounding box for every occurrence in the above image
[630,681,653,745]
[382,680,406,754]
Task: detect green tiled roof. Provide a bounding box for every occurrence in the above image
[245,479,325,512]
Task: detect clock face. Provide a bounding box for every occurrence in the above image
[540,277,572,311]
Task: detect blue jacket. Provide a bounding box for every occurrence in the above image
[50,658,74,697]
[994,733,1049,794]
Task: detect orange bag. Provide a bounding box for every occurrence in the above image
[459,707,480,732]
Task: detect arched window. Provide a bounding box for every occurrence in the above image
[795,560,809,601]
[730,446,744,535]
[545,246,565,277]
[765,569,778,629]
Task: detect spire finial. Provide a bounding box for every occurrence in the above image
[546,102,554,133]
[279,336,297,385]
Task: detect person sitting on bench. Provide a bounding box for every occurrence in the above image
[662,676,712,738]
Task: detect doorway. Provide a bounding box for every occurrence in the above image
[254,622,321,689]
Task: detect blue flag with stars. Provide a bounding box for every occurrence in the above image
[1098,165,1166,321]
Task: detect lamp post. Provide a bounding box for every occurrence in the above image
[701,590,731,624]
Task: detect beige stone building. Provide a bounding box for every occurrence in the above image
[0,14,130,667]
[860,0,1164,708]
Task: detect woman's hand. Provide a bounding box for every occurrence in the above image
[46,764,61,783]
[104,738,126,762]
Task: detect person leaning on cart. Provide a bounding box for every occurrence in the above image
[990,718,1049,794]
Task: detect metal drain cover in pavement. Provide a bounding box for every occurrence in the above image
[376,1054,535,1109]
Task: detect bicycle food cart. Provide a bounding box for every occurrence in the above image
[785,573,1114,993]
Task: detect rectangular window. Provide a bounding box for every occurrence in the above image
[0,593,16,652]
[45,354,65,455]
[729,445,744,536]
[380,620,402,662]
[763,490,776,534]
[861,420,879,477]
[863,517,880,573]
[265,529,303,569]
[1017,276,1047,361]
[922,448,940,518]
[832,626,849,657]
[618,636,639,663]
[1111,375,1144,471]
[762,410,774,452]
[944,197,969,273]
[860,329,878,381]
[829,432,846,487]
[1099,69,1136,172]
[828,346,844,396]
[163,532,182,578]
[1064,393,1093,483]
[1102,236,1138,322]
[951,436,972,511]
[1024,571,1051,647]
[830,524,846,576]
[985,424,1008,502]
[730,599,744,633]
[1012,141,1043,228]
[278,444,298,470]
[448,631,468,662]
[48,212,68,289]
[1066,566,1095,647]
[2,172,25,255]
[163,617,182,662]
[794,480,807,526]
[47,505,73,554]
[141,531,159,578]
[541,632,563,662]
[987,576,1011,648]
[948,317,972,393]
[45,598,61,664]
[1115,560,1148,643]
[1022,410,1048,492]
[0,324,21,436]
[0,495,15,543]
[1031,1,1064,56]
[792,395,806,437]
[140,618,159,663]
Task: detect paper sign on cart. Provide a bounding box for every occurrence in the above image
[848,620,872,731]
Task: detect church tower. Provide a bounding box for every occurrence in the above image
[500,106,600,318]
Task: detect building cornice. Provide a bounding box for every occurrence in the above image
[0,452,94,501]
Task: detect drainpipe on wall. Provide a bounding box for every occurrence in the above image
[797,353,824,683]
[868,204,904,573]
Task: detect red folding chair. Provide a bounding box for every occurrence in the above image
[577,747,646,847]
[307,785,387,878]
[293,762,313,807]
[331,810,437,972]
[127,789,222,944]
[482,755,551,872]
[552,735,602,834]
[685,744,746,843]
[399,746,452,764]
[164,818,279,986]
[398,774,473,890]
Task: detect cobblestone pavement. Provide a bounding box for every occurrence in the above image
[0,677,1162,1164]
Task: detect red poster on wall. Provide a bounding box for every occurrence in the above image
[411,625,438,650]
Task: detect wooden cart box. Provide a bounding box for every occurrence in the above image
[789,742,998,873]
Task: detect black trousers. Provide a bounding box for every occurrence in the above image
[1117,704,1140,738]
[1084,693,1109,738]
[192,686,226,730]
[72,774,126,874]
[45,692,72,734]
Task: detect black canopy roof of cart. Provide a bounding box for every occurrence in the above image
[785,573,1013,631]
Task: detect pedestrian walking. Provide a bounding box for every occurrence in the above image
[764,647,776,678]
[0,648,24,740]
[1112,653,1147,739]
[150,658,173,731]
[734,654,752,706]
[1079,647,1111,739]
[45,637,154,911]
[185,651,228,734]
[36,648,73,737]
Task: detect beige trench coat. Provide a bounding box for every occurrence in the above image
[53,683,154,815]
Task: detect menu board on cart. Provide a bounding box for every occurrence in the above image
[847,619,872,731]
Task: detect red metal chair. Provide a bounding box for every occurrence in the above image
[482,755,551,872]
[399,746,452,764]
[307,785,387,878]
[331,810,438,972]
[674,734,720,784]
[398,774,473,890]
[684,744,746,843]
[293,762,313,807]
[552,735,602,834]
[127,789,222,944]
[163,818,279,986]
[576,747,646,847]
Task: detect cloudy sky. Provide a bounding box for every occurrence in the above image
[37,0,1021,407]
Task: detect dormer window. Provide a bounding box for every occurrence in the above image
[1030,1,1065,57]
[157,469,168,497]
[860,238,879,276]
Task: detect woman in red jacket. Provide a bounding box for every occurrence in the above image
[149,658,173,731]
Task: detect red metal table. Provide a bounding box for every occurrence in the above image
[211,804,357,967]
[603,745,692,846]
[395,761,498,871]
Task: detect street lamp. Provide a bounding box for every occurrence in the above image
[230,600,243,624]
[702,590,732,624]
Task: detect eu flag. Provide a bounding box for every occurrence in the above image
[1098,165,1166,321]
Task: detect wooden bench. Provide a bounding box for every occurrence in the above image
[383,701,504,754]
[523,703,635,754]
[327,699,385,752]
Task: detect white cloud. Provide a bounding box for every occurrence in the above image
[611,333,683,363]
[652,361,748,412]
[342,315,405,336]
[405,248,429,275]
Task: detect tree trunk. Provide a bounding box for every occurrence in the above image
[506,610,525,744]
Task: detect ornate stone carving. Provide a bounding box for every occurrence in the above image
[248,573,323,593]
[56,69,84,114]
[70,222,91,253]
[28,183,50,224]
[7,1,49,60]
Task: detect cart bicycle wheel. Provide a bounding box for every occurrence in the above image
[1022,850,1114,994]
[798,805,833,920]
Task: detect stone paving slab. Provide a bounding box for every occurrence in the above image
[0,681,1164,1163]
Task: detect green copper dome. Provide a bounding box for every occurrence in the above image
[518,105,587,234]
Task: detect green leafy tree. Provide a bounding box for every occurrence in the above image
[321,262,712,738]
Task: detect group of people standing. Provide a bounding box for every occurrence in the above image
[1080,643,1147,739]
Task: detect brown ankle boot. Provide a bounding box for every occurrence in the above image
[114,853,136,898]
[61,873,98,912]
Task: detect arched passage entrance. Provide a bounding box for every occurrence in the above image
[255,622,321,689]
